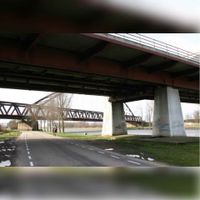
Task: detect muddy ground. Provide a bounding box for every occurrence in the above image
[0,139,16,167]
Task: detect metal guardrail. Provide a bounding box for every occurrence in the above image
[109,33,200,65]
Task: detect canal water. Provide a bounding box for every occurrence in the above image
[64,128,199,137]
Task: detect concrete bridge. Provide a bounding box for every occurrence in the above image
[0,33,199,136]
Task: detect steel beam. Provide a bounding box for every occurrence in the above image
[172,68,199,78]
[147,60,177,73]
[20,33,40,51]
[79,41,108,62]
[123,53,152,68]
[0,41,198,91]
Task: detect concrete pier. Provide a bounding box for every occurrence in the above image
[153,86,186,137]
[102,98,127,136]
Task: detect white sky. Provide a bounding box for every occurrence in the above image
[0,34,199,120]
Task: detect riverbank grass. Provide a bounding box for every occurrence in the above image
[106,136,199,166]
[0,131,21,141]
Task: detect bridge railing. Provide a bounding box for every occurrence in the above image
[109,33,200,65]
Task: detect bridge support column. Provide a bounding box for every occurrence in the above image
[102,98,127,136]
[31,120,39,131]
[153,86,186,137]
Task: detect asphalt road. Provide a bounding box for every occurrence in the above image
[15,131,162,167]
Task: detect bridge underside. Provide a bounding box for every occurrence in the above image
[0,33,199,137]
[0,33,198,103]
[0,67,198,104]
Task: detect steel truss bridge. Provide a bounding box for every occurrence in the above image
[0,101,142,123]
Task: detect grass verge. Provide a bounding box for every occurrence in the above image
[47,132,114,140]
[106,137,199,166]
[0,130,21,141]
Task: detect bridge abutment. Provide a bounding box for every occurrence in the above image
[153,86,186,137]
[102,98,127,136]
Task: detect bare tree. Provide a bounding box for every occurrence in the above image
[35,93,72,133]
[193,110,200,122]
[185,113,192,120]
[56,94,73,133]
[45,99,57,132]
[145,101,154,127]
[7,120,18,130]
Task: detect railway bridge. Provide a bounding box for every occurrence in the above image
[0,100,142,129]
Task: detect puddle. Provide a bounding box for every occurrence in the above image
[126,153,155,162]
[126,154,140,158]
[0,139,16,167]
[0,160,11,167]
[147,157,154,161]
[105,148,114,151]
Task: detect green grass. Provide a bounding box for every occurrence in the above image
[111,137,199,166]
[0,130,21,141]
[47,132,199,166]
[47,132,115,140]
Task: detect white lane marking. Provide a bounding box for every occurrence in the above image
[89,148,94,151]
[127,160,141,165]
[98,151,105,154]
[111,155,120,159]
[28,156,32,160]
[24,133,34,167]
[29,161,34,167]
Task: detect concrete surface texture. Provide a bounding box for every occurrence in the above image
[153,86,186,137]
[102,99,127,136]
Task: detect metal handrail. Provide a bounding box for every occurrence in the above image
[109,33,200,65]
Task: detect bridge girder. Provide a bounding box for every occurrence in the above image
[0,101,142,123]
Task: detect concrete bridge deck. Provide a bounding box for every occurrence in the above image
[0,33,199,136]
[0,33,198,103]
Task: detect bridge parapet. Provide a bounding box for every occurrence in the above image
[108,33,200,66]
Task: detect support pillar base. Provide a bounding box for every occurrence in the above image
[153,87,186,137]
[102,99,127,136]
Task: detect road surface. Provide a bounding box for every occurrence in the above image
[15,131,163,167]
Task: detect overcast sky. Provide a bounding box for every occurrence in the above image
[0,34,199,120]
